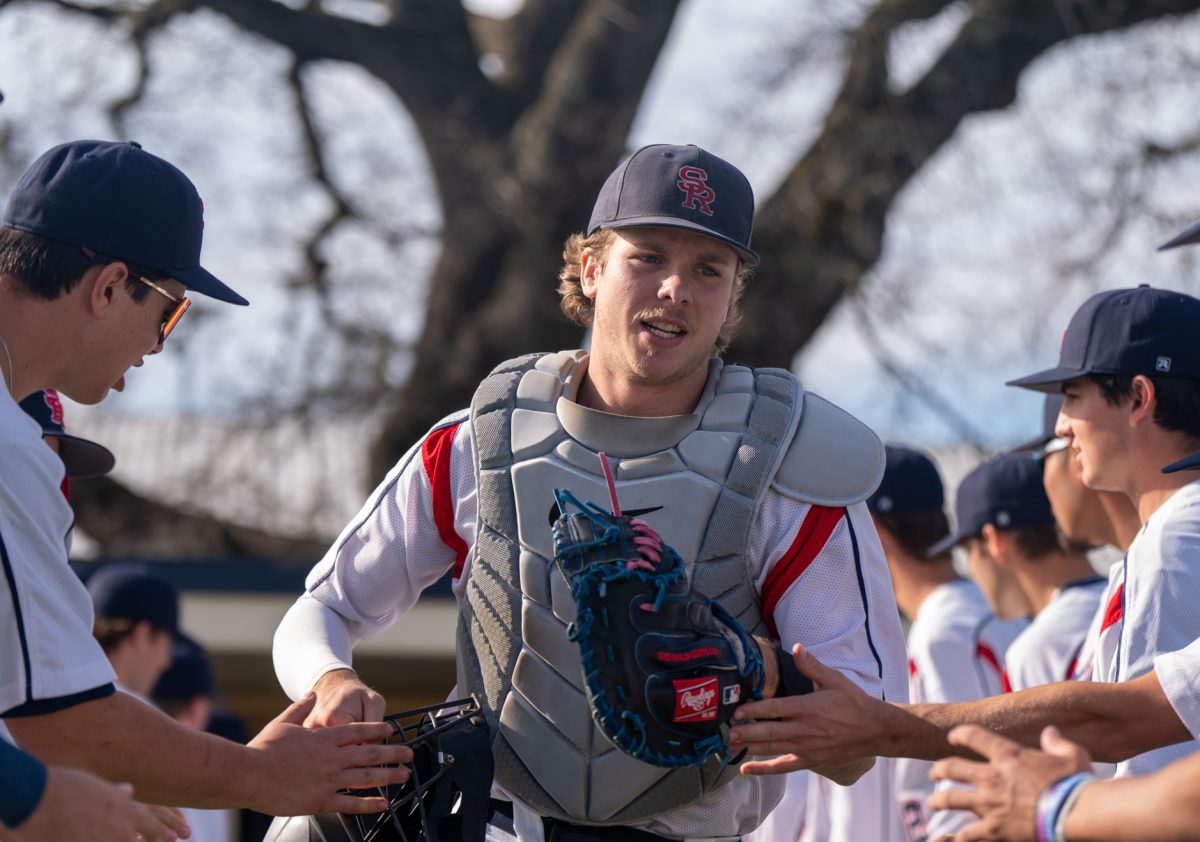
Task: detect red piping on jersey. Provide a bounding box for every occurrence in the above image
[421,422,469,578]
[761,505,843,638]
[976,643,1012,693]
[1099,583,1124,635]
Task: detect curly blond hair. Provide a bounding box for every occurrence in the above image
[556,229,752,355]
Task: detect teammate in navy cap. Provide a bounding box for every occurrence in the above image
[1006,285,1200,779]
[0,141,413,835]
[1013,394,1140,552]
[272,143,908,840]
[863,446,1024,840]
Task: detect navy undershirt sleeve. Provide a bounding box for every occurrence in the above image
[0,739,48,828]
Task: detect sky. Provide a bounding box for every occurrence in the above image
[2,0,1200,490]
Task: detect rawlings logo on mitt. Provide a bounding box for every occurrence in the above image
[551,453,765,769]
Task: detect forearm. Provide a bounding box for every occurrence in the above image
[1064,763,1200,842]
[911,671,1190,763]
[5,692,259,809]
[273,592,357,700]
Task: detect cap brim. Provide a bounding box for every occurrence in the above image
[926,532,964,558]
[1163,451,1200,474]
[595,216,760,266]
[173,265,248,306]
[1158,220,1200,251]
[1008,431,1052,455]
[51,434,115,478]
[1005,367,1088,393]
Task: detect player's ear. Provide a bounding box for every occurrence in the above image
[1128,375,1156,428]
[580,248,600,300]
[981,523,1006,563]
[86,262,128,317]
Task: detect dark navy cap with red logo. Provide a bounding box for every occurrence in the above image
[928,454,1054,556]
[4,140,247,305]
[867,445,945,515]
[1007,286,1200,393]
[587,144,759,265]
[18,389,115,478]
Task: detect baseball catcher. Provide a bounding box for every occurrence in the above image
[551,454,766,769]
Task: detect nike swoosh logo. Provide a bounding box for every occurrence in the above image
[548,502,664,526]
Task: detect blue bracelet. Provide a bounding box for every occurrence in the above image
[1035,772,1093,842]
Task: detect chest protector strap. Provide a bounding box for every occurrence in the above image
[455,352,798,825]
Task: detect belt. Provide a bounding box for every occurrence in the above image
[488,799,676,842]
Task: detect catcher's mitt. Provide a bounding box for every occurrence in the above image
[551,456,765,769]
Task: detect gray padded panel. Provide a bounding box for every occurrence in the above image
[519,548,551,608]
[698,392,753,431]
[773,391,885,505]
[516,369,566,407]
[523,591,579,679]
[511,646,590,750]
[616,449,687,480]
[499,690,588,818]
[511,408,568,461]
[677,430,740,484]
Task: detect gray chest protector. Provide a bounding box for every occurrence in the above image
[455,350,801,826]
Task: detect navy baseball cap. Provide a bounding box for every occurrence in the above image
[1159,219,1200,251]
[928,454,1055,556]
[153,635,213,703]
[3,140,247,305]
[18,389,115,478]
[588,144,759,265]
[87,563,179,634]
[867,445,945,515]
[1008,286,1200,393]
[1009,394,1064,454]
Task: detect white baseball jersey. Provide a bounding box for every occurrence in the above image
[1004,577,1106,692]
[275,399,908,840]
[0,377,115,720]
[1078,480,1200,778]
[745,770,808,841]
[791,759,906,842]
[898,580,1027,842]
[1155,636,1200,741]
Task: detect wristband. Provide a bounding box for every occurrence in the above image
[772,642,814,698]
[1052,775,1094,842]
[1035,772,1093,842]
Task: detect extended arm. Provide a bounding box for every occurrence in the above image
[5,689,410,815]
[731,647,1191,774]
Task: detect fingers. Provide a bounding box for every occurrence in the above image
[731,696,804,722]
[790,643,848,691]
[273,692,317,726]
[320,720,409,752]
[929,756,991,786]
[325,793,392,815]
[337,761,412,792]
[143,805,190,841]
[1039,725,1091,767]
[739,753,807,776]
[945,724,1020,762]
[927,785,985,812]
[331,738,414,770]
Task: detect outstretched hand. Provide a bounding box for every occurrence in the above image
[927,725,1092,842]
[730,643,884,778]
[244,692,414,816]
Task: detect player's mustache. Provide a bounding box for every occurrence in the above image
[633,309,691,332]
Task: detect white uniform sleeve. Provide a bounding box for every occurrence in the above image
[753,498,908,703]
[0,397,115,717]
[1154,637,1200,741]
[273,416,474,698]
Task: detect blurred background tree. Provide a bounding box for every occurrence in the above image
[2,0,1199,558]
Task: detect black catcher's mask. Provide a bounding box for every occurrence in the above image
[264,696,492,842]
